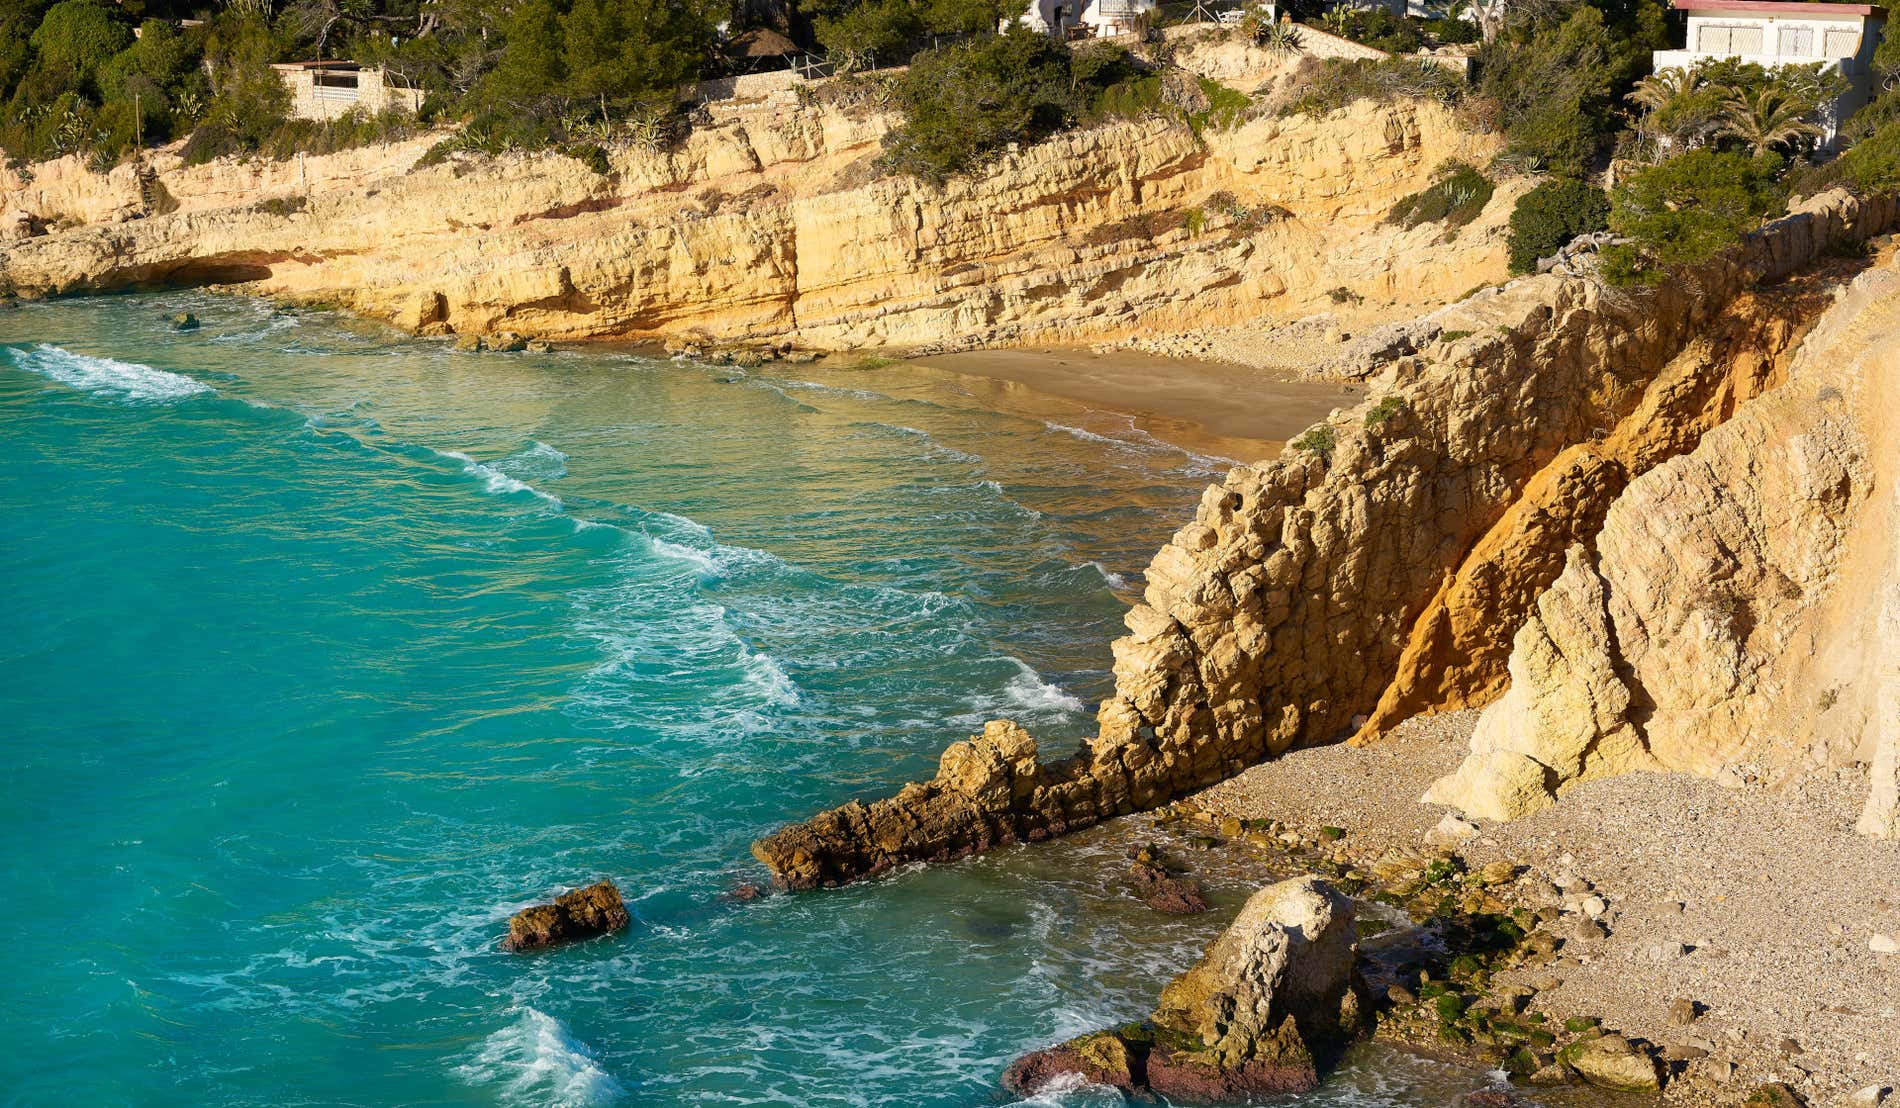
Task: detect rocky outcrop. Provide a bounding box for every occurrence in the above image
[501,880,631,951]
[754,190,1900,888]
[1004,876,1365,1102]
[1352,278,1828,739]
[0,93,1510,352]
[1430,247,1900,823]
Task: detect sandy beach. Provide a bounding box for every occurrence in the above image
[904,347,1363,463]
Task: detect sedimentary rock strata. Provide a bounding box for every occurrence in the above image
[1003,876,1365,1101]
[0,91,1509,351]
[755,191,1900,888]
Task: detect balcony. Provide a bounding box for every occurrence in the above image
[1651,48,1854,75]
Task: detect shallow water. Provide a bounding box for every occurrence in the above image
[3,294,1513,1106]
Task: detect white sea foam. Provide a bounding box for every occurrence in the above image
[1001,662,1085,715]
[438,449,563,508]
[497,440,570,481]
[454,1007,626,1107]
[1085,561,1127,589]
[647,535,718,575]
[999,1071,1128,1107]
[1042,421,1150,450]
[742,650,802,707]
[9,344,213,403]
[209,314,301,344]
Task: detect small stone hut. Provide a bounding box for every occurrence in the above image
[271,61,423,122]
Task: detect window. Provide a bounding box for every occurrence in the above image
[1778,26,1815,56]
[1699,23,1764,53]
[1823,27,1862,57]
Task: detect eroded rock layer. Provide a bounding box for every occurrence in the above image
[0,94,1509,350]
[753,190,1900,888]
[1429,244,1900,825]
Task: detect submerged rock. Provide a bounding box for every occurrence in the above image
[501,880,630,952]
[1002,1030,1142,1096]
[1004,877,1366,1102]
[1127,846,1209,915]
[171,311,200,331]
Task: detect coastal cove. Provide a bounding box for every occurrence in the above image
[0,292,1461,1106]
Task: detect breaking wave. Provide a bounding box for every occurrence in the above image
[455,1008,626,1107]
[7,344,214,404]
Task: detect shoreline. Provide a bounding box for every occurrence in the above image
[892,347,1362,464]
[1149,712,1900,1107]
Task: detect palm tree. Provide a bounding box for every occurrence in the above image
[1627,67,1702,112]
[1717,85,1824,157]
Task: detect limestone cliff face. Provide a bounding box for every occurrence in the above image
[0,95,1509,350]
[753,190,1900,887]
[1428,246,1900,829]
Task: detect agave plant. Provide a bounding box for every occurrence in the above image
[1254,18,1304,53]
[1718,85,1824,157]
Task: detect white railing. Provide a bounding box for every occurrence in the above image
[1651,49,1852,75]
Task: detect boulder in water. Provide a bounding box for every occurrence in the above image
[1002,876,1367,1102]
[171,312,200,332]
[1002,1030,1142,1097]
[502,880,630,952]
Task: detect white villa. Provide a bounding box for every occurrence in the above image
[271,61,424,123]
[1019,0,1157,38]
[1652,0,1888,141]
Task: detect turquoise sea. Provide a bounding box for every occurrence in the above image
[1,294,1503,1106]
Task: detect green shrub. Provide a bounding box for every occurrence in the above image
[1290,423,1337,456]
[1601,149,1785,286]
[1832,119,1900,195]
[563,141,612,175]
[1478,4,1660,176]
[1506,178,1609,274]
[1191,77,1252,133]
[1279,55,1465,118]
[1386,160,1494,229]
[29,0,133,87]
[1363,395,1405,426]
[884,28,1119,182]
[815,0,921,71]
[1319,7,1423,53]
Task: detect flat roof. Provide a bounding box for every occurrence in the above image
[1673,0,1884,16]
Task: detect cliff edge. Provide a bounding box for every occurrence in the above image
[0,91,1511,351]
[754,190,1900,888]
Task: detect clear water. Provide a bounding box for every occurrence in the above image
[0,294,1502,1106]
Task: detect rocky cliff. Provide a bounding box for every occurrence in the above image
[753,190,1900,888]
[1428,243,1900,830]
[0,90,1510,351]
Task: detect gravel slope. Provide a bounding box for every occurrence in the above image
[1192,712,1900,1106]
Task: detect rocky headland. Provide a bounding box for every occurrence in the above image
[752,190,1900,889]
[747,203,1900,1103]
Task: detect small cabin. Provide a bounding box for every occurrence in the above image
[1651,0,1888,141]
[272,61,424,122]
[1020,0,1157,39]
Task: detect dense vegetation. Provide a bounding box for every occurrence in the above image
[2,0,1897,297]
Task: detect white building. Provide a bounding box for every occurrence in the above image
[1019,0,1157,38]
[272,62,424,123]
[1652,0,1888,141]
